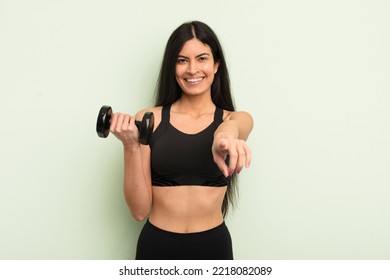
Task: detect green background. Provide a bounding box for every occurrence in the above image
[1,0,389,259]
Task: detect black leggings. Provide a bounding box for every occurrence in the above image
[136,220,233,260]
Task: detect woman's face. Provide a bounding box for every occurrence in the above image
[175,38,219,97]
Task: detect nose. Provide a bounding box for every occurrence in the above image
[187,60,199,75]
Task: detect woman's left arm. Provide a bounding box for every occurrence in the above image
[212,111,254,177]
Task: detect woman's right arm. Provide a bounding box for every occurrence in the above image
[110,111,153,221]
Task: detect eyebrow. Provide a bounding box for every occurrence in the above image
[177,53,211,59]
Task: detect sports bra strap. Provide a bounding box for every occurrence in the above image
[156,104,224,137]
[161,104,171,124]
[214,107,224,128]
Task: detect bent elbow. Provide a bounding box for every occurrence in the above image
[133,214,148,222]
[132,208,150,222]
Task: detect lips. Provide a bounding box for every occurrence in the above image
[185,77,205,84]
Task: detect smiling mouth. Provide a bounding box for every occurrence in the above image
[185,77,205,84]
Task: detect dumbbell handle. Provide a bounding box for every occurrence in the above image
[108,119,141,130]
[134,120,141,130]
[96,105,154,145]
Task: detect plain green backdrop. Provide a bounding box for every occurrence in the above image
[1,0,389,259]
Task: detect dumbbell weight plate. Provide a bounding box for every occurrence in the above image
[139,112,154,145]
[96,105,112,138]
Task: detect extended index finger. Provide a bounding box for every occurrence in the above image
[226,145,238,177]
[213,139,229,177]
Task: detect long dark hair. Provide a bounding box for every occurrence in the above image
[155,21,237,217]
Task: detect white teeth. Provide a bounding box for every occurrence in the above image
[186,78,203,83]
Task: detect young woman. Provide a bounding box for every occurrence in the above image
[110,21,253,260]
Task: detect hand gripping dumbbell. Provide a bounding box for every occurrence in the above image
[96,105,154,145]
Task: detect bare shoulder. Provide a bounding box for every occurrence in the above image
[136,106,162,118]
[222,110,254,140]
[223,110,253,124]
[136,106,163,131]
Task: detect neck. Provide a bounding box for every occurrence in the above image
[174,94,215,115]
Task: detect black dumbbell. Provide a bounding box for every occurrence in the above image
[96,105,154,145]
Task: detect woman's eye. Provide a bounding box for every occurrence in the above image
[177,58,187,64]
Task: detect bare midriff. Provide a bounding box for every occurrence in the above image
[149,186,227,233]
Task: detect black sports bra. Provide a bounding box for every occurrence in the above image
[149,104,228,187]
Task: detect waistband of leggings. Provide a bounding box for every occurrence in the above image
[145,219,227,237]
